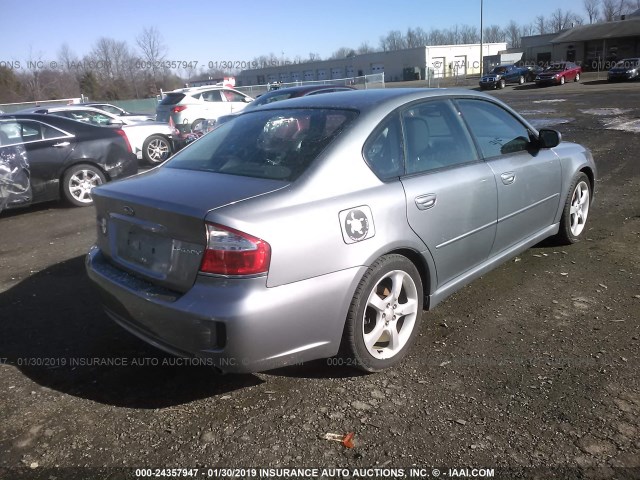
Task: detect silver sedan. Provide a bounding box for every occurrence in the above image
[86,88,596,373]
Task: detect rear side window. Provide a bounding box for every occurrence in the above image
[202,90,222,102]
[159,93,186,105]
[363,113,404,179]
[166,108,357,181]
[456,99,532,158]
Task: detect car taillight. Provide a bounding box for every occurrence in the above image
[172,105,187,113]
[200,223,271,276]
[115,129,132,153]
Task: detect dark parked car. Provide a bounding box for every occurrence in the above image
[535,63,581,86]
[608,58,640,82]
[479,65,532,89]
[214,84,357,126]
[0,113,137,209]
[86,88,596,374]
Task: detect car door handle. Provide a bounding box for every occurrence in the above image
[53,142,70,147]
[501,172,516,185]
[415,194,437,210]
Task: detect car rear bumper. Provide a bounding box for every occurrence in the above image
[86,247,364,373]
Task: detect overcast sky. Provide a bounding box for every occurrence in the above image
[2,0,591,66]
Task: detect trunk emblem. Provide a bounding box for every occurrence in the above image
[123,206,135,216]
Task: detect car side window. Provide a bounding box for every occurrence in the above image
[456,99,532,158]
[202,90,223,102]
[402,99,478,174]
[17,121,43,142]
[363,113,404,179]
[42,124,69,139]
[222,90,245,102]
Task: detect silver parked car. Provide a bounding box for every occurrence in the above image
[86,89,596,373]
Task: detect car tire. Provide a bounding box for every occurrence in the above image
[555,172,591,245]
[62,163,106,207]
[143,135,172,165]
[560,76,565,85]
[574,73,580,82]
[340,254,423,372]
[518,75,525,85]
[498,79,506,89]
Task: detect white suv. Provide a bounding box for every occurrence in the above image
[156,86,253,133]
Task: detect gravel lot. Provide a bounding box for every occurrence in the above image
[1,77,639,480]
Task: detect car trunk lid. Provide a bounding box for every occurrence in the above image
[92,167,288,293]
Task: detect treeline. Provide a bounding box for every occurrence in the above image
[1,0,639,104]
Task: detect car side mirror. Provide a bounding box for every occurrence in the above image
[538,128,561,149]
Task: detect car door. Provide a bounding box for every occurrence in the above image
[455,98,562,256]
[221,88,250,113]
[10,120,76,203]
[201,89,229,117]
[394,99,498,288]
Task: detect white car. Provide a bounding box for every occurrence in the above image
[80,103,156,122]
[20,106,178,164]
[156,86,253,133]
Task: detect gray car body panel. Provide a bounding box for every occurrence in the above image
[86,88,596,372]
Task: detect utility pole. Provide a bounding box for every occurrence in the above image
[480,0,484,77]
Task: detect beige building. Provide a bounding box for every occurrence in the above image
[236,43,507,86]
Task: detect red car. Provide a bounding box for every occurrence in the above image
[535,62,581,86]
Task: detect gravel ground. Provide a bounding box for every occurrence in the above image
[0,78,639,480]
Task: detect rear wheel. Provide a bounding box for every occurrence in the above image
[341,254,423,372]
[555,172,591,244]
[143,135,172,164]
[574,73,580,82]
[62,164,105,207]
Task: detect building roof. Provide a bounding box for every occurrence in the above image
[551,17,640,43]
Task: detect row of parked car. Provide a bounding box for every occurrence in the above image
[480,58,640,90]
[0,84,361,211]
[479,62,581,89]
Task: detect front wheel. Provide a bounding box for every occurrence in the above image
[143,135,172,164]
[555,172,591,244]
[62,164,106,207]
[341,254,423,372]
[498,79,506,89]
[518,75,525,85]
[560,76,566,85]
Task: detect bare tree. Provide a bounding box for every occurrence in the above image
[357,42,374,54]
[549,8,570,31]
[379,30,406,51]
[584,0,600,22]
[600,0,632,20]
[460,25,480,44]
[535,15,547,34]
[505,21,521,48]
[483,25,506,43]
[329,47,356,59]
[136,26,167,83]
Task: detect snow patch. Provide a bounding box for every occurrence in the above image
[579,108,632,116]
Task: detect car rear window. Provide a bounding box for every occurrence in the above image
[165,108,358,181]
[159,93,186,105]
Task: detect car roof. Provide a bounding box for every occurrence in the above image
[0,112,111,131]
[18,105,115,116]
[265,84,355,94]
[251,88,500,115]
[168,85,238,93]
